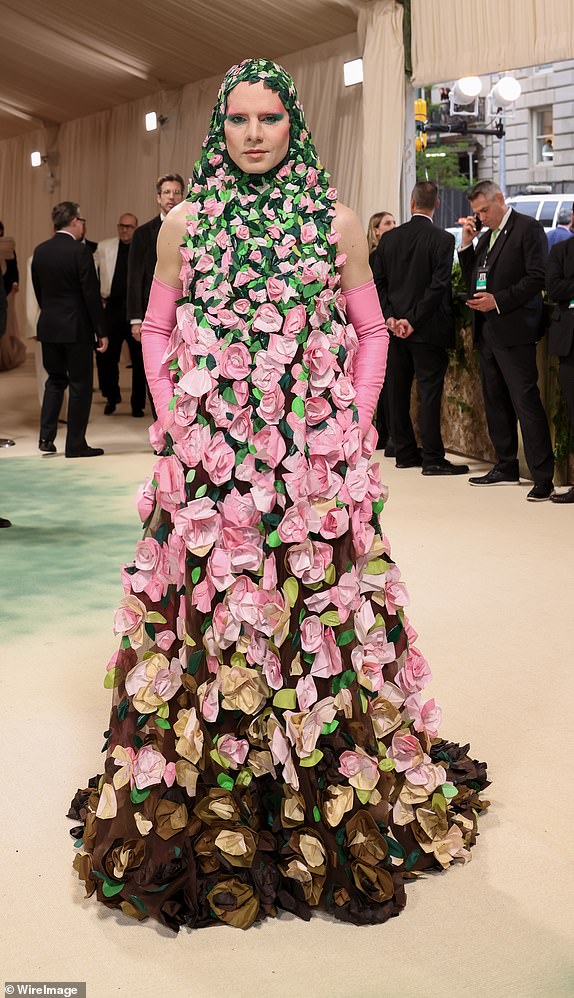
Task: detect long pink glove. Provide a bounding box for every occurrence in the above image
[345,279,389,435]
[140,277,180,424]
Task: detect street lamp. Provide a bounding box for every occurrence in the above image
[487,76,522,194]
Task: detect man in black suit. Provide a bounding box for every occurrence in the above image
[459,180,554,501]
[32,201,108,458]
[127,173,184,418]
[373,180,468,475]
[546,236,574,503]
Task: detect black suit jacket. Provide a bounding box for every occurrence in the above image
[127,214,161,322]
[458,209,547,347]
[32,232,104,344]
[546,236,574,357]
[372,215,456,347]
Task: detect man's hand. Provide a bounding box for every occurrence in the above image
[10,282,19,294]
[131,323,142,343]
[395,318,414,339]
[460,215,478,250]
[96,336,109,353]
[386,316,397,332]
[466,292,497,313]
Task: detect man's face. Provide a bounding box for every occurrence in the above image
[224,81,290,175]
[71,213,85,240]
[156,181,184,215]
[470,192,506,231]
[117,214,137,244]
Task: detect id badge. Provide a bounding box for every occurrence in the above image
[476,269,488,291]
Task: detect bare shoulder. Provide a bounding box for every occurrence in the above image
[334,201,372,291]
[334,202,366,251]
[156,201,197,286]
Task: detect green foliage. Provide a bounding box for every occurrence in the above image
[416,144,471,190]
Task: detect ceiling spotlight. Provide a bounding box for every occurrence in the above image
[344,59,363,87]
[490,76,522,109]
[31,151,43,167]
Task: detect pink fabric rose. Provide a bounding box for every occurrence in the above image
[136,478,156,523]
[300,615,324,654]
[277,499,321,544]
[282,304,307,338]
[217,734,249,769]
[252,425,287,468]
[304,397,332,426]
[286,539,333,584]
[202,431,236,486]
[338,747,379,791]
[388,731,424,773]
[257,385,285,425]
[133,746,166,789]
[154,455,186,514]
[296,674,318,710]
[320,505,349,539]
[311,627,343,678]
[404,695,442,737]
[252,302,283,333]
[300,221,318,244]
[395,646,432,695]
[220,342,251,380]
[173,497,220,552]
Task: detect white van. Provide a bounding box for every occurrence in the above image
[506,193,574,229]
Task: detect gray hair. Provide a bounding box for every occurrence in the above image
[468,180,502,202]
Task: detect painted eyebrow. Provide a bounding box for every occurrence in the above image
[226,110,285,116]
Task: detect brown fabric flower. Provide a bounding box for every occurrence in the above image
[351,861,395,903]
[104,838,146,880]
[154,800,188,840]
[206,877,260,929]
[345,810,388,867]
[193,789,241,825]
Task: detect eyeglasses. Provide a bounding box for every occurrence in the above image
[159,189,183,197]
[75,216,86,223]
[118,223,135,229]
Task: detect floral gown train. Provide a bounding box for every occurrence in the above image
[69,61,488,932]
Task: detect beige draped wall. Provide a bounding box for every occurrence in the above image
[357,0,405,225]
[411,0,574,84]
[0,34,361,337]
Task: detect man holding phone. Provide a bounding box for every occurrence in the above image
[458,180,554,501]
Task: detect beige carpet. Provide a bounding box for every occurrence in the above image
[1,352,573,998]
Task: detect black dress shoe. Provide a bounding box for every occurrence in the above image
[0,516,12,528]
[104,401,116,415]
[65,446,104,458]
[39,439,57,453]
[422,459,470,476]
[131,409,145,418]
[551,486,574,504]
[384,442,396,458]
[526,481,554,502]
[469,468,520,487]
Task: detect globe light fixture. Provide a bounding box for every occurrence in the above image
[451,76,483,105]
[490,76,522,109]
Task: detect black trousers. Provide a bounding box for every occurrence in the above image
[477,330,554,483]
[96,310,146,412]
[386,335,448,465]
[40,339,93,452]
[559,339,574,443]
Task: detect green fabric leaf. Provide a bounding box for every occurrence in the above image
[120,635,131,650]
[116,699,129,723]
[313,805,321,823]
[405,849,421,872]
[336,629,355,647]
[441,783,459,799]
[273,688,297,710]
[378,758,395,772]
[284,576,299,607]
[300,749,323,768]
[154,717,171,730]
[432,792,447,814]
[104,667,122,690]
[331,670,356,694]
[324,563,336,585]
[291,396,305,418]
[319,611,341,627]
[267,529,282,548]
[387,622,403,644]
[146,612,167,624]
[385,836,406,860]
[363,558,391,576]
[130,786,151,804]
[144,622,156,640]
[321,719,339,735]
[372,498,384,514]
[302,280,323,299]
[102,880,125,898]
[187,650,204,675]
[210,749,229,769]
[206,353,217,371]
[195,484,207,498]
[236,768,253,787]
[217,773,235,791]
[191,566,201,583]
[185,469,196,483]
[356,789,371,804]
[129,895,148,913]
